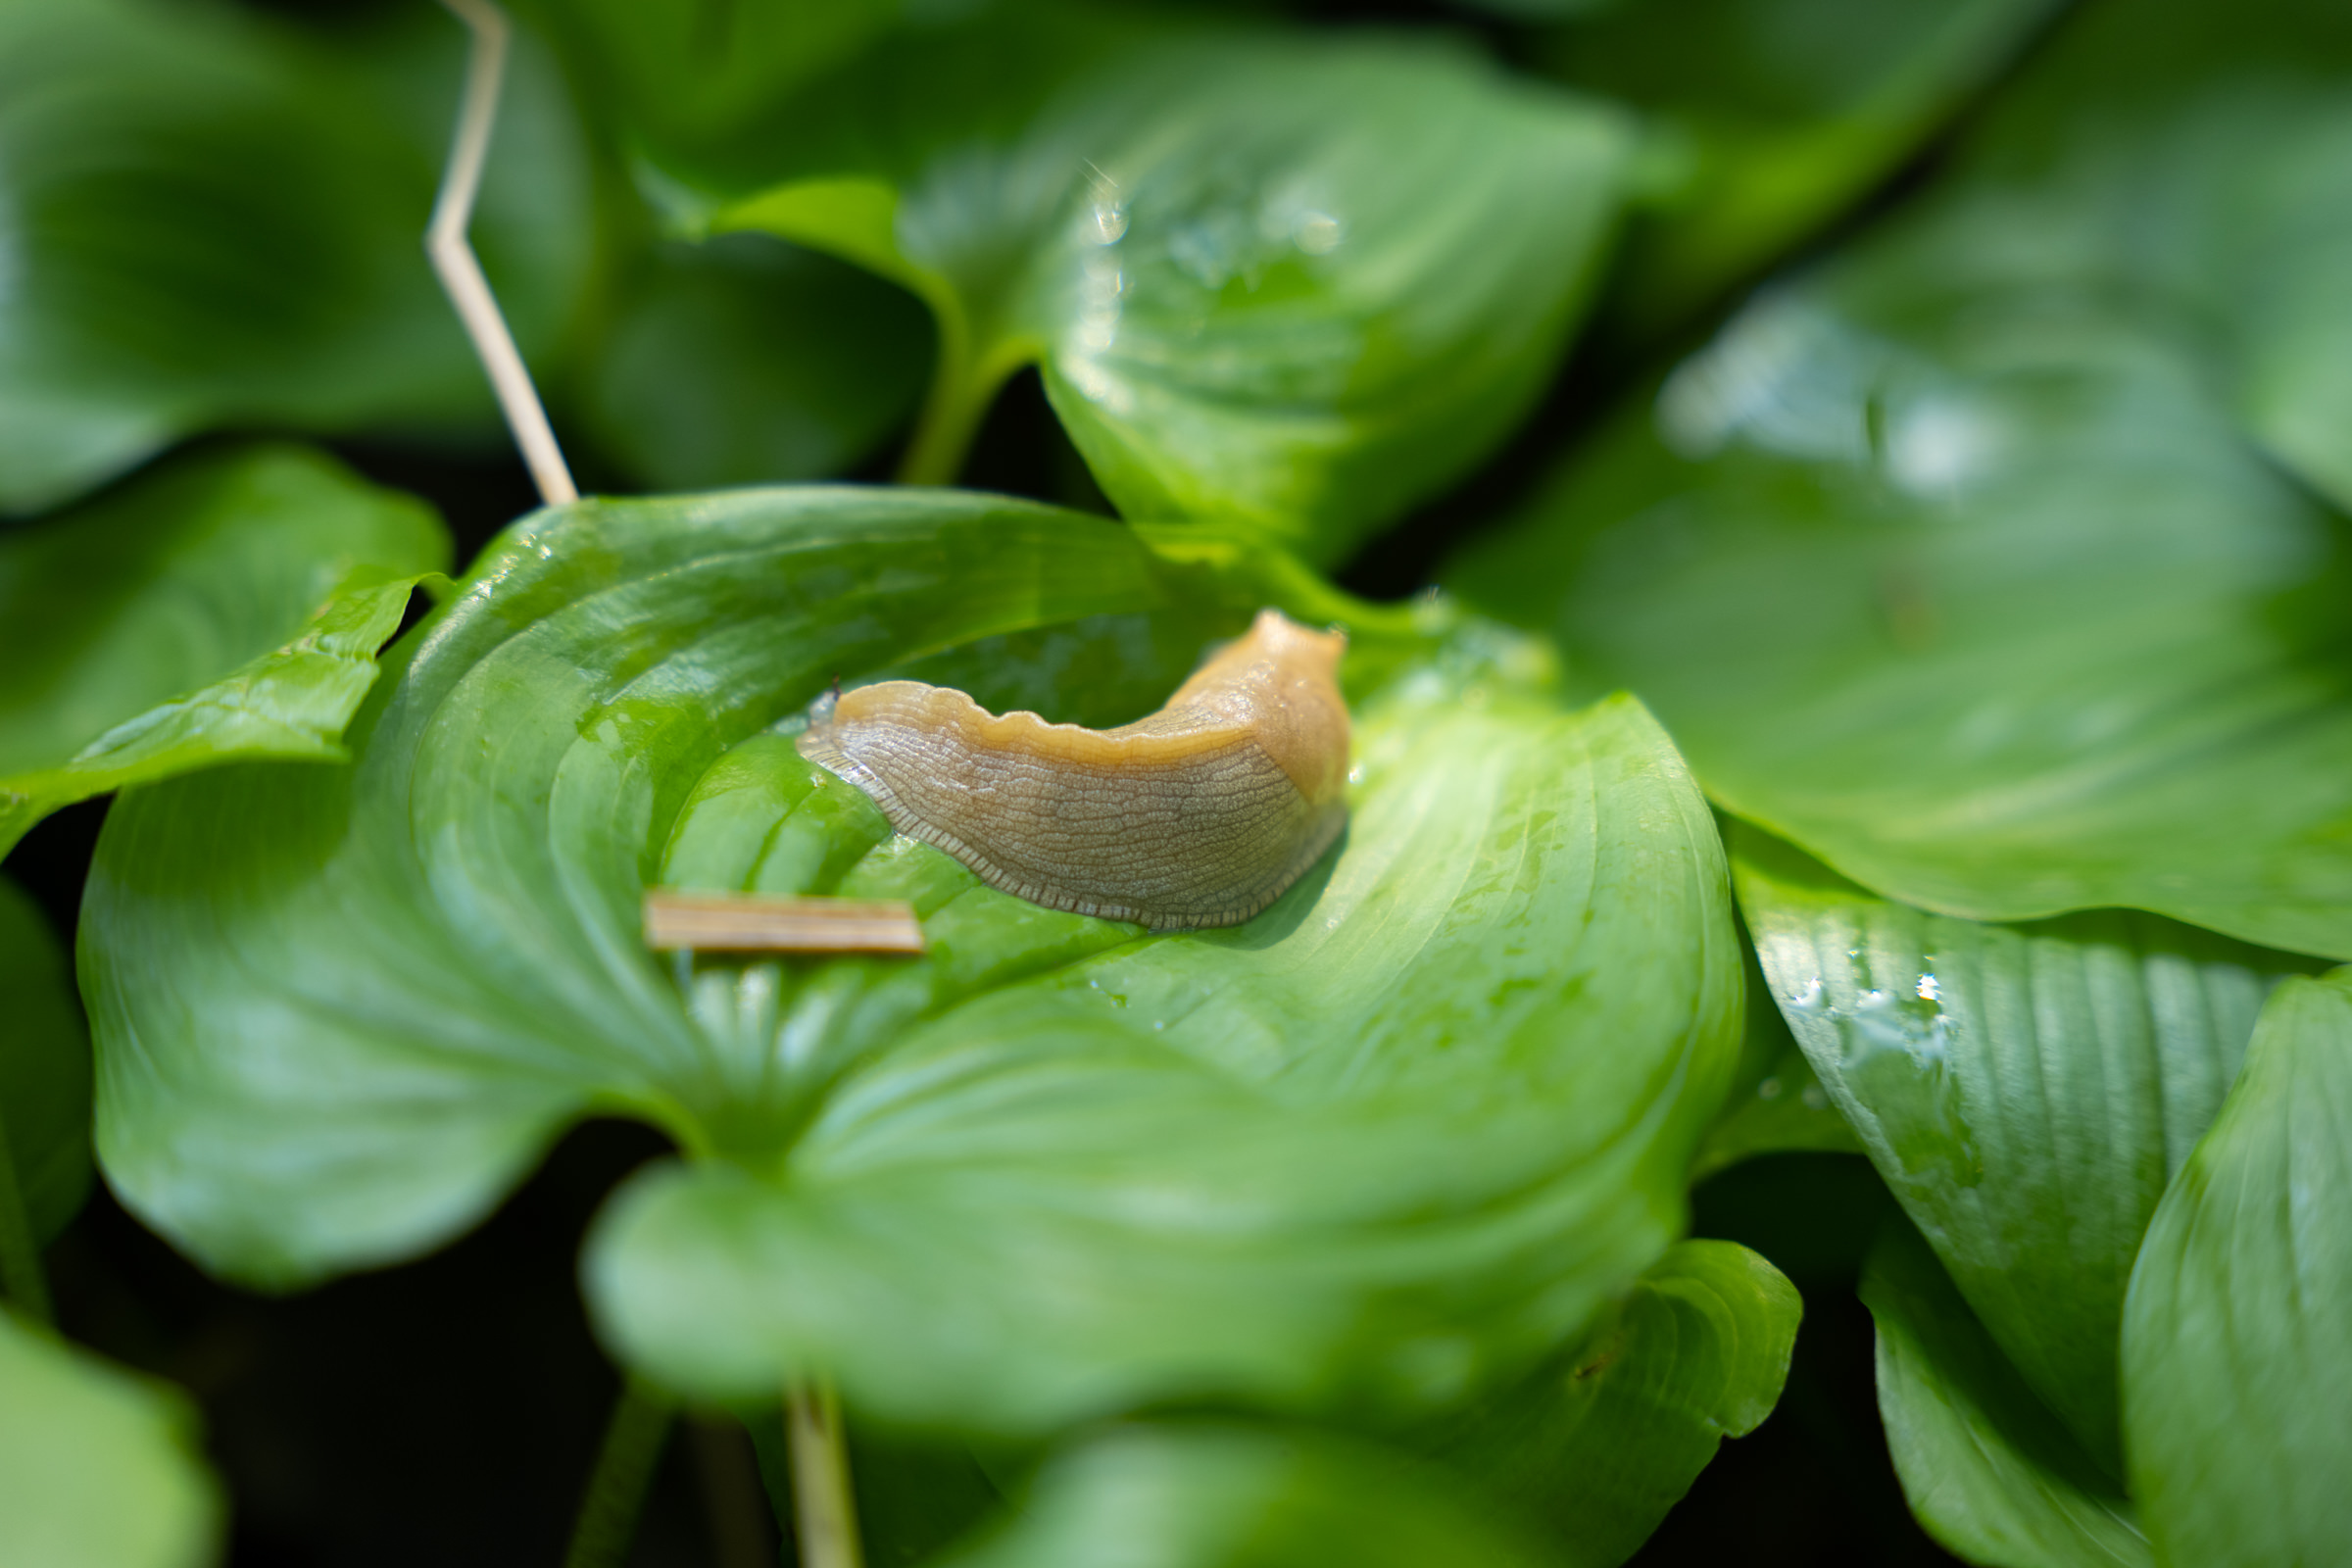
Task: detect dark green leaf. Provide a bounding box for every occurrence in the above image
[0,877,89,1249]
[0,1309,221,1568]
[581,235,932,492]
[1449,28,2352,956]
[936,1423,1546,1568]
[1540,0,2062,331]
[1736,824,2315,1472]
[1429,1239,1800,1568]
[2122,969,2352,1566]
[0,445,450,858]
[1863,1221,2150,1568]
[707,20,1633,564]
[84,487,1740,1437]
[515,0,901,156]
[0,0,591,513]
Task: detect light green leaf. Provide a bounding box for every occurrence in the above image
[1540,0,2062,332]
[1736,824,2315,1473]
[0,0,591,513]
[0,445,449,859]
[707,19,1633,564]
[936,1424,1546,1568]
[1428,1239,1800,1568]
[1450,0,2352,958]
[1864,1221,2150,1568]
[581,234,932,492]
[0,1310,221,1568]
[0,878,89,1255]
[2123,969,2352,1567]
[85,487,1740,1437]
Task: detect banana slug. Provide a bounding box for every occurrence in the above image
[796,610,1349,931]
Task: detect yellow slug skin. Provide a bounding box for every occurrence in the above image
[797,610,1349,931]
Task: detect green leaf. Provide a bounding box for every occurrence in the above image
[0,445,450,859]
[84,487,1741,1437]
[1735,824,2316,1473]
[1428,1239,1800,1568]
[580,234,933,492]
[514,0,902,156]
[1932,0,2352,515]
[0,0,591,513]
[0,1310,221,1568]
[1449,55,2352,956]
[1863,1221,2150,1568]
[2122,969,2352,1566]
[0,878,89,1252]
[1539,0,2063,332]
[708,19,1633,564]
[1692,922,1863,1180]
[935,1423,1547,1568]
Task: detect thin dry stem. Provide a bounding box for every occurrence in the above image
[642,892,927,955]
[428,0,576,507]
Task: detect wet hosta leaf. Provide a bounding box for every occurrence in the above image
[702,17,1632,564]
[1450,0,2352,958]
[0,878,89,1261]
[1737,825,2316,1472]
[582,235,932,492]
[938,1424,1545,1568]
[1429,1240,1799,1567]
[1541,0,2061,331]
[1692,935,1862,1179]
[0,0,590,514]
[1864,1222,2150,1568]
[1939,0,2352,514]
[0,446,449,859]
[0,1310,221,1568]
[2123,969,2352,1566]
[86,487,1740,1436]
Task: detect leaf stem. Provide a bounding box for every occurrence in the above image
[786,1380,865,1568]
[564,1375,677,1568]
[893,318,986,488]
[0,1105,52,1325]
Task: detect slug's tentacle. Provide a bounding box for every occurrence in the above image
[797,610,1349,931]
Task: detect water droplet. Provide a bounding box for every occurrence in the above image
[1757,1076,1785,1101]
[1293,211,1342,255]
[1916,973,1940,1003]
[1801,1083,1830,1110]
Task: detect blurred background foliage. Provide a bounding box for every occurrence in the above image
[4,0,2348,1563]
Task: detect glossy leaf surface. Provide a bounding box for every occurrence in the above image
[2123,969,2352,1567]
[0,878,89,1250]
[708,20,1632,564]
[0,0,590,514]
[1542,0,2061,331]
[1737,825,2314,1471]
[85,487,1740,1436]
[939,1424,1544,1568]
[1864,1222,2149,1568]
[1431,1240,1799,1567]
[0,1310,221,1568]
[0,446,449,859]
[1455,218,2352,958]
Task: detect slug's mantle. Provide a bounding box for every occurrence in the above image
[797,610,1350,930]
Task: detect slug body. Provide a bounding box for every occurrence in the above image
[797,610,1349,931]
